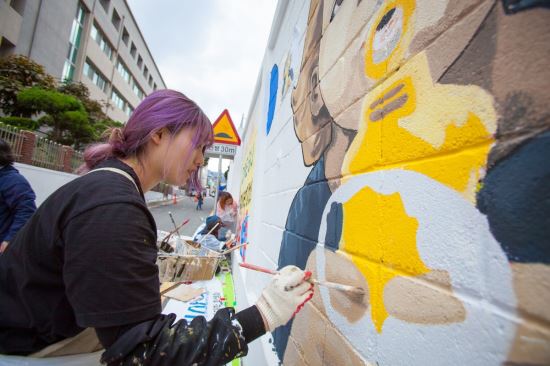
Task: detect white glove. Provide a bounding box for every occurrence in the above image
[256,265,314,332]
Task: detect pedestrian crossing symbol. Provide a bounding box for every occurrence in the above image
[212,109,241,145]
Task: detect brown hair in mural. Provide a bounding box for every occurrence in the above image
[469,4,550,364]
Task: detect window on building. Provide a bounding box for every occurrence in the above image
[0,38,16,58]
[153,82,157,91]
[122,27,129,46]
[90,23,113,60]
[99,0,109,13]
[110,89,134,117]
[111,9,121,30]
[83,60,108,92]
[137,55,143,68]
[116,58,130,83]
[148,76,153,87]
[9,0,25,15]
[110,89,125,111]
[130,78,144,100]
[130,43,136,58]
[62,3,86,81]
[125,104,134,117]
[143,66,148,78]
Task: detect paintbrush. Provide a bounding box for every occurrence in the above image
[239,262,365,295]
[168,212,181,236]
[159,219,190,252]
[161,218,190,242]
[221,242,247,256]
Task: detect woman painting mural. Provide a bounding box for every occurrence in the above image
[0,90,313,364]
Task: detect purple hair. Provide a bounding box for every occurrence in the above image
[80,89,213,189]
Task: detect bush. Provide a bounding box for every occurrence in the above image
[17,87,84,116]
[0,55,56,115]
[0,116,38,130]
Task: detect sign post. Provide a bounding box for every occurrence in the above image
[208,110,240,206]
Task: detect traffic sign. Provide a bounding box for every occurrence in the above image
[212,109,241,145]
[205,143,237,158]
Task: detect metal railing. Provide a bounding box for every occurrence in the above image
[71,150,84,172]
[0,122,84,172]
[0,122,25,161]
[31,138,65,171]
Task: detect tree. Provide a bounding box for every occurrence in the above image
[0,55,56,115]
[57,81,106,121]
[17,87,91,146]
[58,81,123,144]
[0,56,122,148]
[0,116,38,130]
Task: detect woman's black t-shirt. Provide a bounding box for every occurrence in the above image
[0,159,160,355]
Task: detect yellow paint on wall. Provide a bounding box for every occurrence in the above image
[344,52,495,200]
[341,186,431,332]
[239,127,257,214]
[364,0,415,80]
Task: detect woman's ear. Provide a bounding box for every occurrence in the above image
[150,128,167,145]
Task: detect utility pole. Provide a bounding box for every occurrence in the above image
[214,153,223,211]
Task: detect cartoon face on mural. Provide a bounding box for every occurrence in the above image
[276,0,550,365]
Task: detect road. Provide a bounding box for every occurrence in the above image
[149,195,216,238]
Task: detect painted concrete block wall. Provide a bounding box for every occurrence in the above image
[227,1,550,365]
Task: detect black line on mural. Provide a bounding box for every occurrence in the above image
[501,0,550,14]
[325,202,343,251]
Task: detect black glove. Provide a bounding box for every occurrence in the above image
[101,308,247,366]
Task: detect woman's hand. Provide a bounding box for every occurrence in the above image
[255,265,314,331]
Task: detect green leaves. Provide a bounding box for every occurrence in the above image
[17,87,84,116]
[0,116,38,130]
[0,55,56,115]
[0,55,124,149]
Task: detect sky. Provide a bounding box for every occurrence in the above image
[126,0,278,172]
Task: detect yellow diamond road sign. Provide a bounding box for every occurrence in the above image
[212,109,241,145]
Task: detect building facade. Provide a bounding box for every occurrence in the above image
[0,0,165,123]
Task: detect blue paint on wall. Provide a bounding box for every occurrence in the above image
[325,202,343,252]
[477,131,550,264]
[274,157,331,360]
[266,64,279,135]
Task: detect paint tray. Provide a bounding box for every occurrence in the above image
[157,248,222,282]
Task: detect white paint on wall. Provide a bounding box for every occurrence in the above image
[315,170,517,366]
[226,1,311,364]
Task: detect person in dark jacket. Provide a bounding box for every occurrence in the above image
[0,138,36,254]
[0,90,314,365]
[196,191,204,210]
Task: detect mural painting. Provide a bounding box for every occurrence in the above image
[281,52,294,99]
[266,65,279,135]
[236,127,257,261]
[275,0,550,365]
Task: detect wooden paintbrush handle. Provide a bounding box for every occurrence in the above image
[239,262,278,275]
